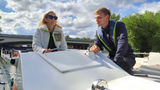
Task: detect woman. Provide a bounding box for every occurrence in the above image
[32,11,67,53]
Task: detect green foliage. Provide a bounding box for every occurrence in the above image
[65,35,91,40]
[110,13,120,21]
[75,37,80,39]
[122,11,160,52]
[0,16,1,32]
[81,37,91,40]
[65,35,70,39]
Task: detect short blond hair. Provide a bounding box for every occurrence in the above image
[39,10,62,29]
[94,8,111,17]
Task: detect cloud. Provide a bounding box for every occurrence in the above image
[0,0,156,38]
[138,1,160,14]
[0,10,41,34]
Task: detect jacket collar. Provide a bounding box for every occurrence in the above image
[39,25,61,32]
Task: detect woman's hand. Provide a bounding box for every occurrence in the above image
[43,49,52,53]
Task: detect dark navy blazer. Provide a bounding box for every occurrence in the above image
[95,21,135,67]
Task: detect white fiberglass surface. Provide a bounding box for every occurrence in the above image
[38,50,102,72]
[108,75,160,90]
[19,50,128,90]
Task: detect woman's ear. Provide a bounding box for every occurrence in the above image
[44,18,48,23]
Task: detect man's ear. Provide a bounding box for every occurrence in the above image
[105,15,110,20]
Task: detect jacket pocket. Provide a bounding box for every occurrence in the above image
[54,33,62,41]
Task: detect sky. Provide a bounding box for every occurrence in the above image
[0,0,160,38]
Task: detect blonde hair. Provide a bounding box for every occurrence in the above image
[39,11,62,29]
[94,8,111,17]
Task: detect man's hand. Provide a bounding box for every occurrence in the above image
[90,45,100,53]
[43,49,52,53]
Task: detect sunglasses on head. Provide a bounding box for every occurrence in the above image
[46,15,58,20]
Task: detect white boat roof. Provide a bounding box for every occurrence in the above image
[37,50,102,73]
[19,49,128,90]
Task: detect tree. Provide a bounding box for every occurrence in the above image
[0,16,1,32]
[150,11,160,51]
[122,11,160,52]
[0,28,1,32]
[65,35,70,39]
[81,37,91,40]
[110,13,120,21]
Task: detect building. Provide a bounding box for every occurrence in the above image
[0,34,94,50]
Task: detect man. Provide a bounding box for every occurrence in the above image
[90,7,136,74]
